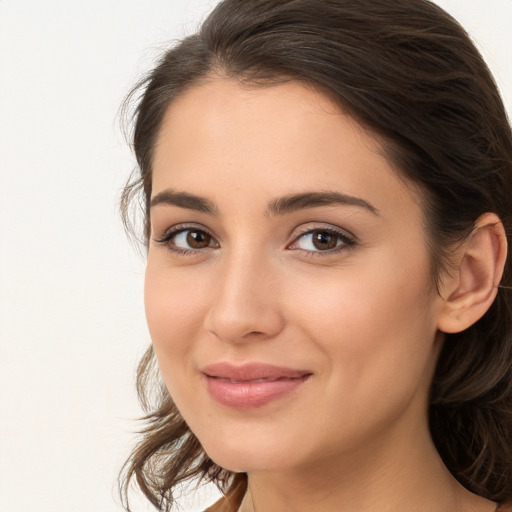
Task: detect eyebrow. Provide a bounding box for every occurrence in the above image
[150,188,379,216]
[150,189,218,214]
[265,191,379,217]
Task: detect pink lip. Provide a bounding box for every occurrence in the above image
[201,362,312,409]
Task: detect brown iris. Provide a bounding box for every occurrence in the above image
[311,230,338,250]
[186,230,212,249]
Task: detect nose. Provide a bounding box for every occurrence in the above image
[204,251,285,344]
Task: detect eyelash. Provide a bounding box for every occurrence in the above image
[154,224,218,257]
[154,224,356,258]
[289,225,356,257]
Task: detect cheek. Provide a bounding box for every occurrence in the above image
[144,263,206,369]
[287,249,438,394]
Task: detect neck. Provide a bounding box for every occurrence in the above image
[237,414,493,512]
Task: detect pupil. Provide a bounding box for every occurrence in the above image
[313,230,337,250]
[187,231,210,248]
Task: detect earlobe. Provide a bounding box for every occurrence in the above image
[437,213,508,334]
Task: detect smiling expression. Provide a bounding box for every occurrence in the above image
[145,79,446,473]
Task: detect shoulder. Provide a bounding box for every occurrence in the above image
[203,497,238,512]
[204,478,246,512]
[204,498,238,512]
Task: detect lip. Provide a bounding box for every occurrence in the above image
[201,362,312,409]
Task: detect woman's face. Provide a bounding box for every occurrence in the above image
[146,79,446,473]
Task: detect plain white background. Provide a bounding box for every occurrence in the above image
[0,1,510,511]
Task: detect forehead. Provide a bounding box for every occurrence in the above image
[151,79,422,221]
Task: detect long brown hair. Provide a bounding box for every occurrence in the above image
[119,1,512,510]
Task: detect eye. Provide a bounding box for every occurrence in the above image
[155,226,219,254]
[173,229,214,249]
[289,227,355,254]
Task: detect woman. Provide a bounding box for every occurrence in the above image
[119,0,512,510]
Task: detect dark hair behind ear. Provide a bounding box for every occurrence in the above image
[120,1,512,509]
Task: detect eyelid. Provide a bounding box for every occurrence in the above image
[289,222,356,243]
[287,223,357,254]
[154,223,220,255]
[154,223,215,241]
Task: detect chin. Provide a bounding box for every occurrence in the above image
[199,435,295,473]
[207,452,287,474]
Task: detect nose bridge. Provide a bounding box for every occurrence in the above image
[205,244,284,343]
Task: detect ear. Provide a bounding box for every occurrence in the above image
[437,213,508,334]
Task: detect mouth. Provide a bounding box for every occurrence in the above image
[212,376,302,383]
[201,362,313,408]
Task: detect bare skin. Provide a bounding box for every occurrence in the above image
[147,79,506,512]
